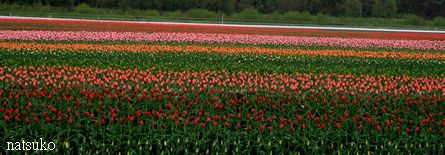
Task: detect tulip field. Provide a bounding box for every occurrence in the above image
[0,18,445,154]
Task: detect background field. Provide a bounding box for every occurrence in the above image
[1,1,445,30]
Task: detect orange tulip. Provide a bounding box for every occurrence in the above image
[1,42,445,61]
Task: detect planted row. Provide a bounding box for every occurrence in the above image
[1,49,444,77]
[1,42,445,60]
[1,30,444,50]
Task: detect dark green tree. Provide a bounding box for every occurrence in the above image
[276,0,296,13]
[320,0,343,16]
[372,0,397,18]
[64,0,75,10]
[118,0,129,11]
[217,0,235,14]
[343,0,362,17]
[235,0,251,12]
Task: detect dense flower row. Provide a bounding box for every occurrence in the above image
[1,66,444,135]
[3,48,445,78]
[1,42,445,60]
[1,30,444,50]
[2,18,445,40]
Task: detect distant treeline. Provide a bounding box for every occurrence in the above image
[1,0,444,19]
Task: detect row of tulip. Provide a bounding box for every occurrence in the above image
[1,42,445,60]
[2,18,445,40]
[2,48,444,77]
[1,30,444,50]
[1,66,444,153]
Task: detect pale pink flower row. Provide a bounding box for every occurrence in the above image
[0,30,444,50]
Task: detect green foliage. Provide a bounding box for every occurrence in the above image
[433,17,445,26]
[315,13,332,24]
[233,7,260,20]
[372,0,398,18]
[217,0,235,14]
[260,11,281,21]
[403,14,427,26]
[75,3,94,14]
[162,10,183,18]
[0,3,64,13]
[118,0,130,11]
[65,0,75,10]
[146,9,160,17]
[31,3,53,12]
[283,11,313,22]
[343,0,362,17]
[0,3,29,12]
[185,9,219,19]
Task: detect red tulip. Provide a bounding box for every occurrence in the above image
[136,110,142,117]
[376,126,381,132]
[167,104,173,109]
[335,123,340,129]
[213,122,218,127]
[214,115,220,121]
[128,116,134,122]
[175,120,180,126]
[83,111,90,117]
